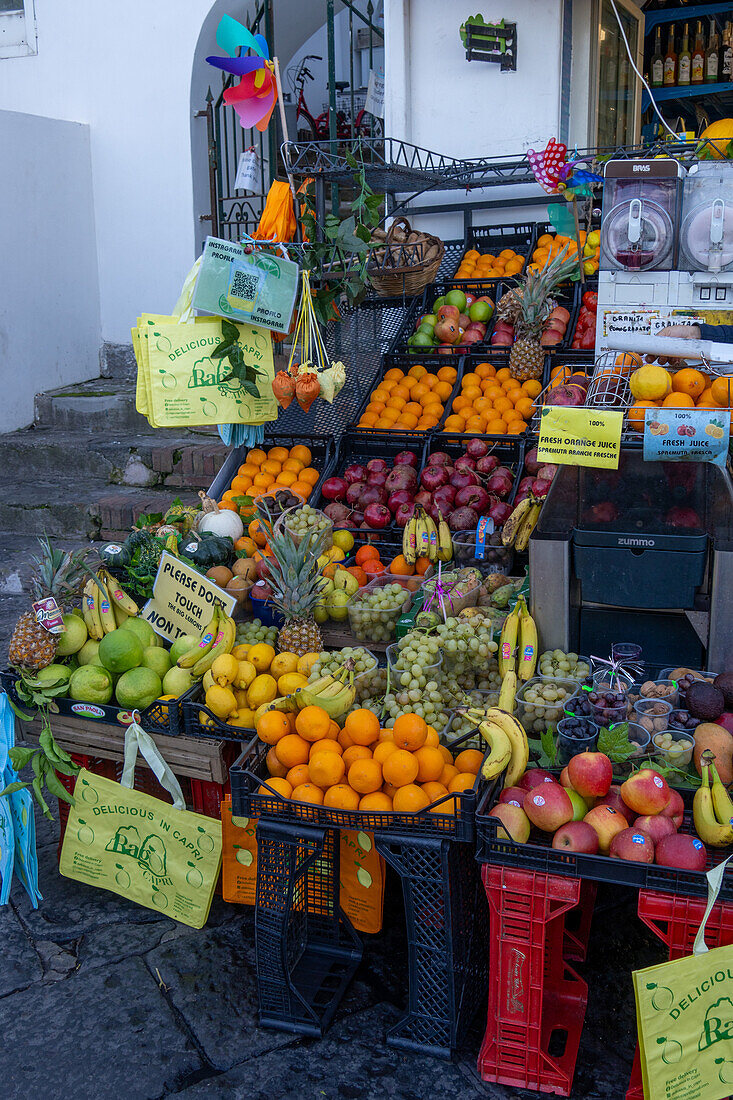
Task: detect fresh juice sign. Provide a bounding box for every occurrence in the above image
[537,407,623,469]
[643,409,730,467]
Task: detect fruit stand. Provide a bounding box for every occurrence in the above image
[4,129,733,1100]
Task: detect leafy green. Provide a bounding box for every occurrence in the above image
[213,319,264,395]
[0,713,79,819]
[597,722,638,764]
[638,758,701,788]
[541,727,557,766]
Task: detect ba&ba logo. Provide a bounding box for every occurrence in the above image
[699,996,733,1052]
[188,357,241,392]
[105,825,173,886]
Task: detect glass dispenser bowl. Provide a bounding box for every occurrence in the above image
[679,163,733,274]
[599,159,683,273]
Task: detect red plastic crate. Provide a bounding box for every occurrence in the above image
[478,866,588,1097]
[563,879,597,964]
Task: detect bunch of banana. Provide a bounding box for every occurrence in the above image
[498,601,519,677]
[517,596,538,681]
[293,660,356,720]
[693,750,733,847]
[82,569,139,639]
[402,506,450,564]
[498,669,517,713]
[459,705,529,787]
[177,604,236,679]
[501,493,546,551]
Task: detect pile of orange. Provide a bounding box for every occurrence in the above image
[626,364,733,433]
[257,706,484,815]
[455,247,525,281]
[443,363,541,435]
[220,444,318,514]
[529,230,600,277]
[357,364,457,432]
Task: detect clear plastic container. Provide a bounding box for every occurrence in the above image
[626,722,652,757]
[589,690,629,727]
[652,729,695,768]
[253,488,305,521]
[667,708,700,733]
[592,669,634,694]
[516,677,578,735]
[385,568,425,593]
[346,576,413,644]
[308,646,378,693]
[564,689,593,718]
[441,691,500,747]
[638,678,679,707]
[278,507,334,557]
[538,651,592,684]
[420,568,482,616]
[451,530,514,572]
[631,697,673,737]
[556,717,599,765]
[386,643,442,677]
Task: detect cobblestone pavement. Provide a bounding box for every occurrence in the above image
[0,791,668,1100]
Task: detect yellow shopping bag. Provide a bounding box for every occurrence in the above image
[633,856,733,1100]
[60,716,222,929]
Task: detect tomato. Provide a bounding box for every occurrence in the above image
[582,291,598,312]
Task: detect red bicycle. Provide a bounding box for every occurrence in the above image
[287,55,375,142]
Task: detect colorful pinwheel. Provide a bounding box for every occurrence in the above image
[206,14,276,132]
[527,138,603,198]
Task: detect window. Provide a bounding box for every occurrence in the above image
[0,0,37,59]
[592,0,644,147]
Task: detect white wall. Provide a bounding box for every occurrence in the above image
[0,109,100,432]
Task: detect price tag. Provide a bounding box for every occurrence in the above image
[643,408,730,467]
[142,551,236,643]
[537,407,623,469]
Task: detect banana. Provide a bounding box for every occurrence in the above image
[82,581,103,640]
[501,497,532,547]
[192,610,236,678]
[482,707,529,788]
[515,501,543,553]
[294,680,355,719]
[436,512,452,562]
[710,758,733,827]
[268,694,300,713]
[403,514,417,564]
[202,669,215,692]
[478,720,513,780]
[101,568,139,616]
[422,511,438,561]
[96,579,117,634]
[178,606,220,668]
[517,597,538,681]
[498,670,517,713]
[415,508,430,559]
[693,761,733,847]
[112,601,130,628]
[498,604,519,677]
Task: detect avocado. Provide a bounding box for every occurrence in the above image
[713,672,733,711]
[686,681,725,722]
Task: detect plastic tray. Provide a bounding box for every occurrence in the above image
[348,352,465,439]
[452,221,538,275]
[207,432,337,504]
[346,574,415,644]
[230,730,494,843]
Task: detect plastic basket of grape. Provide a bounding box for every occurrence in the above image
[229,729,496,843]
[347,577,414,644]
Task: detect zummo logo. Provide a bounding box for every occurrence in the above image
[618,537,655,547]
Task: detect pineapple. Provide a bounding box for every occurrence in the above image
[258,506,324,657]
[507,248,581,382]
[8,536,90,670]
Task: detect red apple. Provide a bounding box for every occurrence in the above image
[610,828,655,863]
[489,803,531,843]
[552,821,599,853]
[559,767,572,788]
[634,814,677,844]
[567,751,613,800]
[655,833,707,871]
[498,786,526,808]
[660,788,685,829]
[595,784,636,824]
[620,770,670,816]
[518,768,555,792]
[523,783,574,833]
[583,805,628,854]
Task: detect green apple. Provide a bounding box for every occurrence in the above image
[410,331,434,348]
[432,295,446,312]
[469,300,492,323]
[445,289,467,312]
[567,789,589,822]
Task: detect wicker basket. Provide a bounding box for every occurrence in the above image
[367,216,444,297]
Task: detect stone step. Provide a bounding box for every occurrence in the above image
[0,479,111,539]
[92,486,199,542]
[0,534,97,595]
[34,378,149,433]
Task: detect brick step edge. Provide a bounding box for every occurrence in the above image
[93,491,199,534]
[151,443,229,480]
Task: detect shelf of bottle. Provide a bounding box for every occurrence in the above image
[642,80,733,111]
[645,3,733,34]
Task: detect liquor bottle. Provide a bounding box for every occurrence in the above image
[678,23,691,87]
[651,25,664,88]
[706,20,720,83]
[723,21,733,81]
[663,24,677,86]
[692,20,705,85]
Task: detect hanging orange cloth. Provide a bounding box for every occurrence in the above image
[252,180,297,242]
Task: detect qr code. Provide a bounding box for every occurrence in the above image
[230,269,259,301]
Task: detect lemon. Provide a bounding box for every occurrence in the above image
[270,652,299,678]
[232,643,251,660]
[630,365,672,401]
[198,710,217,727]
[278,672,308,695]
[205,684,238,719]
[248,643,275,672]
[234,660,257,690]
[332,530,354,552]
[238,707,256,727]
[329,547,347,563]
[247,673,278,709]
[234,688,250,709]
[297,652,321,676]
[212,653,239,686]
[202,668,215,692]
[228,710,255,728]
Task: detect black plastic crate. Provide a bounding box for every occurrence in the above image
[254,818,362,1036]
[393,280,504,356]
[475,783,733,904]
[181,684,254,744]
[425,432,526,506]
[230,730,492,843]
[375,832,490,1059]
[208,432,337,504]
[447,221,538,282]
[348,353,464,438]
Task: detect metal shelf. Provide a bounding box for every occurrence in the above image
[642,80,733,112]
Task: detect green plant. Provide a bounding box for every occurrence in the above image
[212,319,265,398]
[0,708,79,819]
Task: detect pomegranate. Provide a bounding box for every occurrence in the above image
[432,485,457,512]
[476,454,500,476]
[344,463,367,484]
[323,502,351,524]
[489,501,513,525]
[395,502,416,527]
[385,466,417,493]
[545,383,586,407]
[427,451,452,467]
[321,476,348,502]
[525,447,541,474]
[346,482,364,506]
[532,478,552,497]
[363,502,390,529]
[465,438,489,459]
[486,472,513,497]
[517,476,536,493]
[454,485,491,512]
[414,491,433,508]
[367,458,388,474]
[367,469,388,489]
[359,486,385,508]
[448,506,479,531]
[420,465,449,492]
[537,464,558,481]
[450,470,480,491]
[666,506,701,528]
[394,450,419,468]
[453,456,477,474]
[387,490,414,513]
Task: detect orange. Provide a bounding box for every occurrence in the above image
[359,792,393,812]
[295,705,331,742]
[268,446,289,462]
[413,746,446,783]
[309,752,345,789]
[440,763,459,787]
[662,392,694,408]
[252,472,274,489]
[615,353,642,368]
[464,417,484,433]
[309,739,343,759]
[454,748,484,775]
[485,418,507,435]
[444,415,465,431]
[299,467,320,486]
[522,379,542,397]
[462,386,482,403]
[392,713,428,751]
[338,727,354,750]
[514,397,535,420]
[448,772,476,793]
[327,720,341,740]
[495,367,511,381]
[410,383,430,402]
[493,396,512,415]
[389,553,414,576]
[275,734,310,769]
[421,781,449,806]
[291,782,324,805]
[505,420,526,435]
[239,463,259,480]
[342,744,372,771]
[437,366,457,382]
[433,380,453,401]
[355,545,380,565]
[382,749,419,788]
[424,725,439,747]
[672,368,707,400]
[373,741,399,765]
[710,376,733,407]
[408,364,427,380]
[217,501,240,513]
[384,367,404,381]
[397,413,419,430]
[392,385,410,401]
[626,401,656,432]
[392,784,430,813]
[291,482,313,498]
[257,710,291,745]
[323,785,360,810]
[286,763,311,788]
[266,746,289,778]
[378,727,395,742]
[262,459,282,476]
[473,396,493,415]
[475,362,496,379]
[347,757,383,794]
[282,458,305,474]
[415,556,431,575]
[403,401,423,417]
[382,783,400,800]
[462,372,480,388]
[344,708,381,746]
[484,385,503,401]
[247,448,266,465]
[275,470,297,488]
[258,777,292,799]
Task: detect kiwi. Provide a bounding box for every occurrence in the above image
[713,672,733,711]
